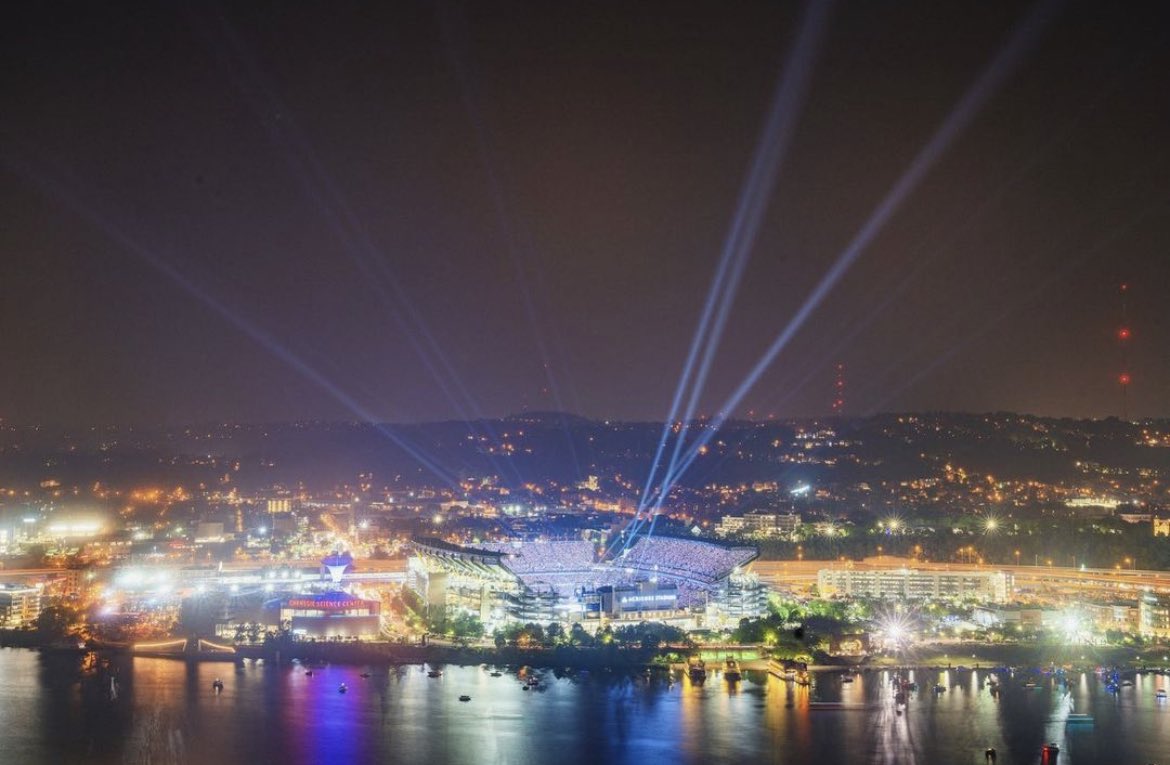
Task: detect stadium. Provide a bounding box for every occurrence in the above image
[408,535,767,632]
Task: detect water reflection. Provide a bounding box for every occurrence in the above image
[1,651,1169,764]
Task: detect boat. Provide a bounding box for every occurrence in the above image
[459,695,471,702]
[809,701,863,711]
[723,658,742,682]
[212,678,224,693]
[490,671,502,678]
[359,673,371,679]
[338,684,347,694]
[427,670,443,678]
[1065,713,1094,725]
[1155,689,1167,700]
[305,670,314,677]
[687,657,707,682]
[933,684,946,693]
[1042,743,1060,757]
[841,674,855,684]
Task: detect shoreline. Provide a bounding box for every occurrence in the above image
[27,639,1167,674]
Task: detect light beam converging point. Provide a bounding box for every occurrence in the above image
[621,0,834,554]
[646,0,1064,506]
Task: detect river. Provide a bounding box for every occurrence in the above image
[1,649,1167,764]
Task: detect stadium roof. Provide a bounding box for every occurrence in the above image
[412,536,506,561]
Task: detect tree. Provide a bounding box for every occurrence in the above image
[518,623,545,648]
[35,605,78,640]
[568,623,594,648]
[449,612,485,643]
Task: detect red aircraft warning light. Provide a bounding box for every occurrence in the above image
[1119,373,1132,386]
[1118,327,1131,341]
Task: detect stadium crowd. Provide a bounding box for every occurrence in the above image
[479,540,597,575]
[623,537,756,583]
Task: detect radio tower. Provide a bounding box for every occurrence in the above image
[1118,283,1132,421]
[831,362,845,416]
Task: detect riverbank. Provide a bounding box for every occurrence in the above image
[865,641,1170,670]
[38,634,1170,673]
[102,641,679,670]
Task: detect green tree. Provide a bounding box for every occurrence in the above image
[449,612,485,642]
[568,623,594,648]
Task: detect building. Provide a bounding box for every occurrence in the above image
[706,572,770,626]
[264,591,380,639]
[1153,517,1170,537]
[716,512,801,539]
[408,535,762,630]
[194,522,226,543]
[1080,602,1140,633]
[1139,593,1170,638]
[973,606,1067,630]
[817,567,1012,603]
[597,581,680,619]
[0,584,42,628]
[267,499,292,515]
[408,538,521,624]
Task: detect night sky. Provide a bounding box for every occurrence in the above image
[3,0,1168,426]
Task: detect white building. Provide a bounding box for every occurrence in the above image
[817,567,1012,604]
[716,512,801,539]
